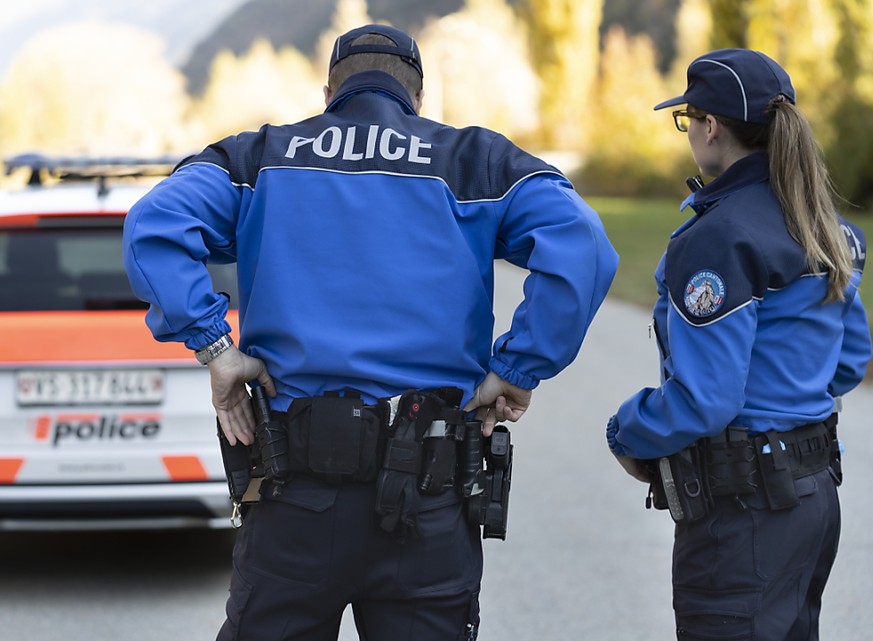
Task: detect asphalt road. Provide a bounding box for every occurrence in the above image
[2,263,870,640]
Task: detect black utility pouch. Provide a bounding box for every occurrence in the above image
[308,396,365,476]
[706,429,757,497]
[651,446,710,523]
[755,431,799,510]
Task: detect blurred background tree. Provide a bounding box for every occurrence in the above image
[0,21,190,155]
[820,0,873,208]
[419,0,540,143]
[577,26,692,196]
[708,0,749,48]
[192,40,323,141]
[521,0,602,151]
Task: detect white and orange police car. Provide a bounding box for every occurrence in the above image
[0,154,239,530]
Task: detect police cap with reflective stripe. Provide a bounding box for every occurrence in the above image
[329,24,423,79]
[654,48,795,123]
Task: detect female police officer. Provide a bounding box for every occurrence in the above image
[606,49,871,640]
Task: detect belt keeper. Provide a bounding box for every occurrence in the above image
[383,438,422,474]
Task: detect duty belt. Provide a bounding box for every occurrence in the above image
[647,415,840,521]
[706,418,835,494]
[219,386,515,540]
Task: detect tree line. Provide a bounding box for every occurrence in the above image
[1,0,871,207]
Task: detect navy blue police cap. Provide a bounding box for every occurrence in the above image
[329,24,423,79]
[654,48,795,123]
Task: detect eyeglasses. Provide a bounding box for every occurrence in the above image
[672,109,707,132]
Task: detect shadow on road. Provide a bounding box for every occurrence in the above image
[0,528,235,583]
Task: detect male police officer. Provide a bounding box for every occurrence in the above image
[123,24,618,641]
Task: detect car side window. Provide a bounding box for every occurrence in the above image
[0,229,238,311]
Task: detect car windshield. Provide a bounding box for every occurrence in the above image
[0,226,238,312]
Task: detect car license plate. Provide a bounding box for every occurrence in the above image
[16,369,165,406]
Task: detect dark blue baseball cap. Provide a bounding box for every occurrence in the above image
[329,24,423,79]
[654,48,795,123]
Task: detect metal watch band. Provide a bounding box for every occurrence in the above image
[194,334,234,365]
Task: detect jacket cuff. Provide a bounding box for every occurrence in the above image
[488,356,538,390]
[606,414,628,456]
[184,319,233,351]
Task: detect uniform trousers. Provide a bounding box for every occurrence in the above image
[672,467,841,640]
[216,475,483,641]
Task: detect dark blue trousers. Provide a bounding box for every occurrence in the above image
[672,468,841,640]
[216,476,483,641]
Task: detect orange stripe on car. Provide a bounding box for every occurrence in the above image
[33,416,52,441]
[161,455,209,481]
[56,413,100,422]
[118,413,161,422]
[0,212,126,228]
[0,458,25,483]
[0,310,239,364]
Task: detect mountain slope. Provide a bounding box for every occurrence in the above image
[182,0,464,94]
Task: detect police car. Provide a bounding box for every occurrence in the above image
[0,154,238,530]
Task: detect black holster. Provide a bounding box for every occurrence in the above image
[465,425,513,540]
[215,386,272,526]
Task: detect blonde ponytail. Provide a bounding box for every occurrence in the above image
[767,99,852,302]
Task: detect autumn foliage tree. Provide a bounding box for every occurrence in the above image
[192,40,323,141]
[817,0,873,207]
[521,0,602,150]
[579,26,692,196]
[419,0,540,141]
[0,21,190,157]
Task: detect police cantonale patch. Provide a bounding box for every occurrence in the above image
[684,270,726,318]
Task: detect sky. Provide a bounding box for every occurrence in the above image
[0,0,249,79]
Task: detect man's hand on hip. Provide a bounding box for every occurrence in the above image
[208,345,275,446]
[463,371,532,436]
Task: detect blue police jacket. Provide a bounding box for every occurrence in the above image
[608,151,871,459]
[123,71,619,411]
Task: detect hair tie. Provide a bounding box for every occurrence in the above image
[765,94,787,116]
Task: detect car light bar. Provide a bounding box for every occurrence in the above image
[4,153,184,186]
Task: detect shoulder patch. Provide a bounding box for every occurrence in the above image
[684,270,726,318]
